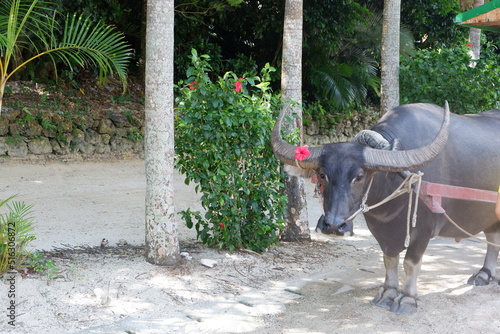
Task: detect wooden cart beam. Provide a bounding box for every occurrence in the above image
[419,181,497,214]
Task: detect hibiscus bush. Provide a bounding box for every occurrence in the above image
[175,49,287,252]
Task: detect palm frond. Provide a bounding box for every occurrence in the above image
[310,64,356,109]
[309,56,380,110]
[1,1,54,52]
[6,11,133,91]
[50,14,133,90]
[0,197,36,243]
[0,195,17,208]
[0,1,132,93]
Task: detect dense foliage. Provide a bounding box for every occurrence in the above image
[174,0,383,115]
[304,2,377,112]
[400,43,500,114]
[175,50,287,252]
[359,0,467,48]
[21,0,497,118]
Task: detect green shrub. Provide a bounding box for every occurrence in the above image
[175,49,287,253]
[400,43,500,114]
[0,196,36,275]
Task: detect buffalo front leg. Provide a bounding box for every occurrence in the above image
[371,254,399,309]
[468,224,500,286]
[389,255,421,315]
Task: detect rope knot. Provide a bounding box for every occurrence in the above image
[361,203,369,213]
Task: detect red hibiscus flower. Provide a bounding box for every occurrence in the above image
[294,146,310,161]
[189,80,198,90]
[235,79,243,92]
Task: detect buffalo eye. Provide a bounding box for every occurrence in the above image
[319,173,326,179]
[351,171,364,184]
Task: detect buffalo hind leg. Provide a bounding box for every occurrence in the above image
[371,254,399,308]
[468,223,500,286]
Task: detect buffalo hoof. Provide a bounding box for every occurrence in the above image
[389,295,418,315]
[371,287,398,309]
[467,270,490,286]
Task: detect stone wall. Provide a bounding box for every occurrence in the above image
[304,110,379,145]
[0,106,379,159]
[0,106,144,159]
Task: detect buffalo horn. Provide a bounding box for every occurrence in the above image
[362,101,451,172]
[271,104,323,169]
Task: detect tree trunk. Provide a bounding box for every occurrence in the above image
[380,0,401,115]
[280,0,310,242]
[468,0,484,63]
[144,0,180,265]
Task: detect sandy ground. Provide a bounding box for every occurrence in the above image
[0,158,499,334]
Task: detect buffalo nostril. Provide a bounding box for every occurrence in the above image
[336,220,354,236]
[335,223,348,236]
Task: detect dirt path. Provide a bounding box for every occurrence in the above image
[0,158,499,333]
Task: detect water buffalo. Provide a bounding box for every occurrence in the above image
[272,102,500,315]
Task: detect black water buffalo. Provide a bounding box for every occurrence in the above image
[272,102,500,315]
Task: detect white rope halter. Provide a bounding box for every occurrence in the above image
[344,171,424,248]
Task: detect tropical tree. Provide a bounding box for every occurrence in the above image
[280,0,310,241]
[379,0,401,114]
[144,0,179,265]
[0,0,132,114]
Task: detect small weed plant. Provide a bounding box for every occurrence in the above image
[0,196,36,275]
[26,252,59,280]
[126,128,143,142]
[175,49,287,253]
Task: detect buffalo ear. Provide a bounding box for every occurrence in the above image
[284,165,317,179]
[352,130,390,149]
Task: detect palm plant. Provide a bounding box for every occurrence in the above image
[0,196,36,275]
[0,0,133,114]
[304,8,414,112]
[307,47,380,111]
